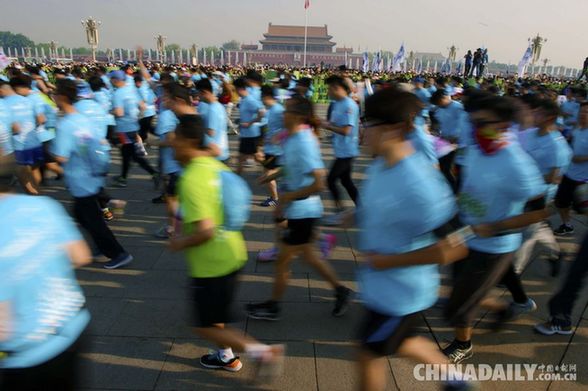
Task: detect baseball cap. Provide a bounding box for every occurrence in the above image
[109,70,126,81]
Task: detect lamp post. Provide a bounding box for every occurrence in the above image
[155,34,167,63]
[49,41,58,60]
[81,17,101,62]
[530,34,547,74]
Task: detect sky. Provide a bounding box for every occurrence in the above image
[0,0,585,68]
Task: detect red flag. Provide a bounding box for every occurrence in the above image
[304,0,310,9]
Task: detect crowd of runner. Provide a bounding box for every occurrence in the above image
[1,53,588,390]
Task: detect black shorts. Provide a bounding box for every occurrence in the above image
[554,175,584,209]
[282,218,317,246]
[190,269,241,328]
[358,308,421,356]
[165,172,180,197]
[239,137,259,155]
[263,154,280,170]
[444,250,513,328]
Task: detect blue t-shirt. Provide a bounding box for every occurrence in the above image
[282,129,325,219]
[435,100,467,141]
[357,153,457,316]
[566,128,588,181]
[0,195,90,369]
[414,87,432,118]
[52,113,105,197]
[408,119,437,165]
[202,101,229,162]
[459,143,546,254]
[247,86,262,104]
[155,109,181,175]
[93,89,116,126]
[264,103,285,156]
[561,100,580,129]
[74,99,109,140]
[239,95,264,138]
[137,82,157,118]
[522,129,572,200]
[112,84,140,133]
[0,100,14,155]
[329,97,360,158]
[28,92,57,143]
[4,94,39,151]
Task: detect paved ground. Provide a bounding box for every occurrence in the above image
[41,108,588,391]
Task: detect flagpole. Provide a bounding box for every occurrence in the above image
[303,6,308,67]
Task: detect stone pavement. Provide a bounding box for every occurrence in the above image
[41,119,588,390]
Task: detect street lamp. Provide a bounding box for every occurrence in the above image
[49,40,58,59]
[81,17,101,62]
[155,34,167,62]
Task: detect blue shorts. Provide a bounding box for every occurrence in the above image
[14,147,44,166]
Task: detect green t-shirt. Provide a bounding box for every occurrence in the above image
[178,156,247,278]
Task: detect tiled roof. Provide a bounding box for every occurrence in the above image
[266,24,330,38]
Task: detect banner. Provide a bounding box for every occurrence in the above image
[517,44,533,77]
[362,52,369,73]
[392,43,405,72]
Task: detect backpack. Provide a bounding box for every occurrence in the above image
[82,135,111,177]
[219,170,251,231]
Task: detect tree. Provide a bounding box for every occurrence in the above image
[0,31,35,50]
[222,40,240,51]
[165,43,181,53]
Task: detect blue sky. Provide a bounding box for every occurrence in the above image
[0,0,584,67]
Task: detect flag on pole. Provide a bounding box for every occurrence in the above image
[371,51,381,72]
[304,0,310,9]
[440,58,451,74]
[392,43,405,72]
[0,48,11,70]
[517,44,533,78]
[362,52,369,73]
[416,58,423,74]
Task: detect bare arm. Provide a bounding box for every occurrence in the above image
[368,238,469,270]
[324,122,352,136]
[65,239,92,268]
[168,218,215,252]
[280,169,325,203]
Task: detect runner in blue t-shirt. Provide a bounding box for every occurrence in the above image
[443,95,547,364]
[322,76,360,225]
[52,79,133,270]
[246,95,352,321]
[353,88,472,391]
[0,185,91,389]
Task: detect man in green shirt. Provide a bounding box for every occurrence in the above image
[168,115,283,379]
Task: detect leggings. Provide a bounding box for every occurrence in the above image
[119,132,156,179]
[327,158,358,207]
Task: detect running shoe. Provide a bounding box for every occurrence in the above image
[154,225,174,239]
[534,318,573,336]
[200,351,243,372]
[103,253,133,269]
[442,340,473,364]
[319,233,337,259]
[102,208,114,222]
[332,286,352,317]
[259,197,278,207]
[246,301,281,321]
[134,140,148,156]
[257,247,278,262]
[112,176,127,188]
[251,344,285,384]
[152,194,167,204]
[492,298,537,330]
[554,224,574,236]
[109,199,127,216]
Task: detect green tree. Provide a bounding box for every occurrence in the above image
[222,40,240,51]
[165,43,181,53]
[0,31,35,49]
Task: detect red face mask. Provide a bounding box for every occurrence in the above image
[474,127,509,155]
